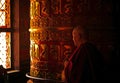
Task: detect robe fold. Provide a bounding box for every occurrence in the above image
[64,42,104,83]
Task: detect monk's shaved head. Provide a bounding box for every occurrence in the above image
[72,26,88,47]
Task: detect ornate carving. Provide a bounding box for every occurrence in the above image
[29,28,72,41]
[29,28,74,80]
[30,0,73,28]
[51,0,72,15]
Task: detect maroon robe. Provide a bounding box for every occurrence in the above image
[64,42,104,83]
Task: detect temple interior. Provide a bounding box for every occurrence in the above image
[0,0,120,83]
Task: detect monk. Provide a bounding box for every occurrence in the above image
[62,26,104,83]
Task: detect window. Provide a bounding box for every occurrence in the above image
[0,0,11,69]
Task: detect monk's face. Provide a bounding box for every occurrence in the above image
[72,29,80,47]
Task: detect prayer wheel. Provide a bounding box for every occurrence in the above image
[29,0,74,80]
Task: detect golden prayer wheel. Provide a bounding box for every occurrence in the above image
[29,0,74,80]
